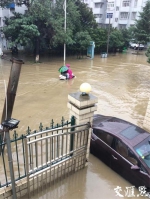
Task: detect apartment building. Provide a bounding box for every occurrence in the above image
[0,4,26,49]
[82,0,147,29]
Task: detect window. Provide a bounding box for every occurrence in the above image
[107,13,113,18]
[119,24,126,29]
[134,0,138,7]
[122,0,130,7]
[107,1,114,8]
[131,12,136,20]
[114,139,138,165]
[120,12,129,19]
[95,3,103,8]
[116,6,119,11]
[94,14,102,18]
[115,18,118,22]
[93,129,113,147]
[134,136,150,168]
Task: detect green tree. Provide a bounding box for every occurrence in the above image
[132,0,150,52]
[3,0,80,62]
[2,0,97,60]
[74,31,91,58]
[3,13,40,48]
[109,29,124,53]
[89,28,107,53]
[146,46,150,63]
[75,0,97,32]
[120,28,131,48]
[0,0,13,7]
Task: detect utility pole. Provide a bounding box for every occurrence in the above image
[106,16,111,56]
[64,0,66,65]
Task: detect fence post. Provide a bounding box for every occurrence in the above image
[5,128,17,199]
[70,116,75,152]
[67,91,98,166]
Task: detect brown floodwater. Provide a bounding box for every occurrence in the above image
[0,50,150,199]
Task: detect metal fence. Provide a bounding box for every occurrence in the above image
[0,116,75,188]
[25,122,90,198]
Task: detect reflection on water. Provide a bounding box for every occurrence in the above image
[0,51,150,198]
[22,154,141,199]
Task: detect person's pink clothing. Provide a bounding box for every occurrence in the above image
[67,69,73,79]
[66,63,73,79]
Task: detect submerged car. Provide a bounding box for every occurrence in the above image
[129,42,145,50]
[90,114,150,189]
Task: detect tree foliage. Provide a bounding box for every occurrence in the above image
[75,0,97,32]
[3,13,39,47]
[89,28,107,53]
[74,31,91,57]
[109,29,124,52]
[146,46,150,63]
[0,0,12,7]
[133,0,150,44]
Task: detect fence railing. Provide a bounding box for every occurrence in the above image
[25,122,90,198]
[0,116,75,188]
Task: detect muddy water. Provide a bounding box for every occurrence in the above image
[0,50,150,199]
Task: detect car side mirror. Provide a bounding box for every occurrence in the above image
[131,165,140,170]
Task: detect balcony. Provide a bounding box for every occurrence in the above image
[120,6,130,12]
[95,18,104,24]
[93,8,104,14]
[118,19,128,24]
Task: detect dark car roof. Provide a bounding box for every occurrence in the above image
[92,114,150,147]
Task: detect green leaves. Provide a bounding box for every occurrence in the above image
[3,13,39,46]
[74,31,91,50]
[134,0,150,44]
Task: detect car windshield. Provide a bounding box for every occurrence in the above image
[134,136,150,168]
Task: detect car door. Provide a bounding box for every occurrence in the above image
[91,129,113,166]
[110,138,150,188]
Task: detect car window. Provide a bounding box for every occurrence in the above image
[114,139,138,165]
[93,129,113,147]
[134,136,150,168]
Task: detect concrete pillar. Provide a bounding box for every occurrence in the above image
[67,92,98,167]
[143,100,150,132]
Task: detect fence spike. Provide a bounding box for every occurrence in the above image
[33,130,37,134]
[61,116,65,126]
[26,126,31,135]
[51,119,54,128]
[13,130,18,139]
[39,123,43,131]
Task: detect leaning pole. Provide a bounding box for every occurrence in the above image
[0,57,24,198]
[1,57,24,123]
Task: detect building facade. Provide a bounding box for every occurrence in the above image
[0,4,27,50]
[82,0,147,29]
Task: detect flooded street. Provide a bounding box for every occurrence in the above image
[0,50,150,199]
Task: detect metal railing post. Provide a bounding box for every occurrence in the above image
[5,128,17,199]
[70,116,75,152]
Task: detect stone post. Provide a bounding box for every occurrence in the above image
[67,92,98,167]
